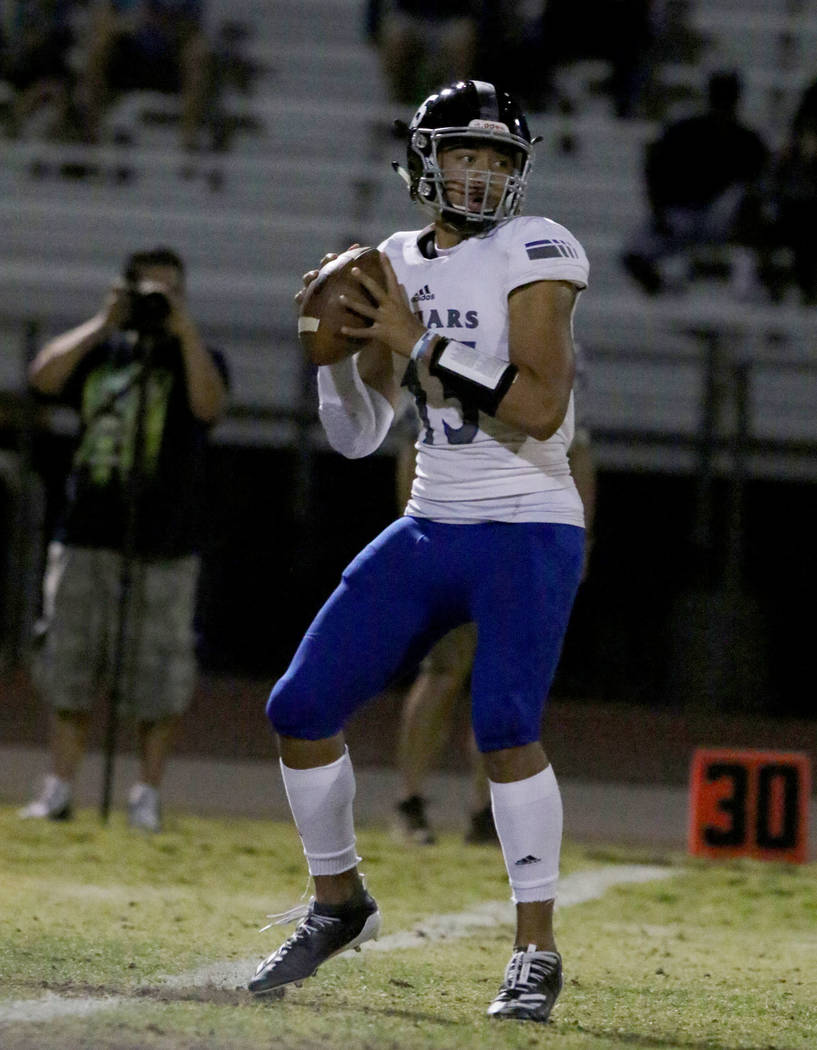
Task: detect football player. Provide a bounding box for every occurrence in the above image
[250,80,589,1024]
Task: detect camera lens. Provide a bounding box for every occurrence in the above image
[129,289,171,331]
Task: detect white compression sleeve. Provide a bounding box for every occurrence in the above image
[317,355,394,459]
[280,748,361,876]
[490,765,563,903]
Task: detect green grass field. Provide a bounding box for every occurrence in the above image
[1,805,815,1050]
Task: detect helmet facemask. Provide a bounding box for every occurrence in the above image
[411,124,533,232]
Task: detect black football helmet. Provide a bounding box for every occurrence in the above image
[394,80,535,232]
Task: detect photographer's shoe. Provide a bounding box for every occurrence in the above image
[487,947,562,1022]
[127,783,161,833]
[18,775,72,821]
[249,890,381,995]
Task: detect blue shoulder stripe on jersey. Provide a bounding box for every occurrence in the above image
[524,238,579,260]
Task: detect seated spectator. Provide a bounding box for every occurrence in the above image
[791,77,817,139]
[365,0,478,106]
[621,70,769,295]
[757,77,817,304]
[477,1,659,118]
[595,0,657,119]
[0,0,77,139]
[75,0,213,150]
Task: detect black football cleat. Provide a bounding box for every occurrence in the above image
[487,947,563,1022]
[249,891,381,995]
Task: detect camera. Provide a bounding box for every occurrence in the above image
[126,284,172,332]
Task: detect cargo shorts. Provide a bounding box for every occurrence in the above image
[33,542,199,721]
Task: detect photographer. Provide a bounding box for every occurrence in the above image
[20,247,228,831]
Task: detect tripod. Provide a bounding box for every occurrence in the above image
[100,333,155,822]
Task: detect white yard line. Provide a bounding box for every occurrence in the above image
[0,864,677,1025]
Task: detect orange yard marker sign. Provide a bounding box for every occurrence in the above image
[688,748,811,864]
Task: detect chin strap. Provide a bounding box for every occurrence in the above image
[391,161,411,187]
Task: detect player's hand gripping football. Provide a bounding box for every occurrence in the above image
[293,245,359,307]
[338,254,426,359]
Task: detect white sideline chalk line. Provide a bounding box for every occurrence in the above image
[0,864,676,1025]
[165,863,675,989]
[0,992,127,1024]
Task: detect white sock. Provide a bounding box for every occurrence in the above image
[280,748,361,876]
[490,765,563,903]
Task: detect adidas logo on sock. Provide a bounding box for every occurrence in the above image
[514,854,542,866]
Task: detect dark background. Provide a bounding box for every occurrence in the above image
[10,424,815,722]
[3,427,815,782]
[134,442,816,718]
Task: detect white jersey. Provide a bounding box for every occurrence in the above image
[379,215,589,525]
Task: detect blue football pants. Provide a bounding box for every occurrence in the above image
[267,516,584,753]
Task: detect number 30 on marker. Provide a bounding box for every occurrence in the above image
[688,748,811,864]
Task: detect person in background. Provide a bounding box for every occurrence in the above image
[477,0,658,118]
[0,0,78,139]
[365,0,478,105]
[621,70,768,296]
[19,246,228,832]
[74,0,213,150]
[757,76,817,305]
[393,345,596,846]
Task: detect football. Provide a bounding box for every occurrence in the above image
[297,246,386,366]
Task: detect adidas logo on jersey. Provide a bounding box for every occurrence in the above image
[411,284,435,303]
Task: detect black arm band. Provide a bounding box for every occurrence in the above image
[428,338,518,416]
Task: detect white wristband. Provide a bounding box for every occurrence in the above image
[410,330,436,363]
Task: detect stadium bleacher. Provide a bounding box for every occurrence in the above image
[2,0,817,476]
